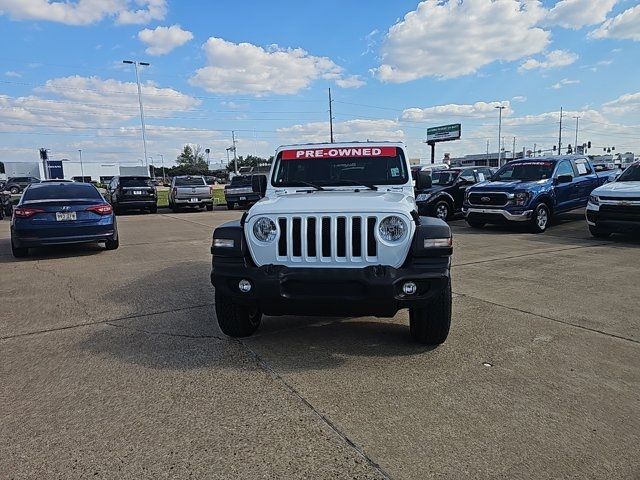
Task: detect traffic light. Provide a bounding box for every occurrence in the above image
[587,141,591,149]
[39,148,48,160]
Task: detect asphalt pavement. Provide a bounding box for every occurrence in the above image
[1,209,638,479]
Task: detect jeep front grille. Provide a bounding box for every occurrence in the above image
[277,215,378,263]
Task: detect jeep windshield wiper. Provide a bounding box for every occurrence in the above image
[331,180,379,191]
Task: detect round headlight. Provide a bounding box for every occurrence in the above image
[415,193,431,202]
[252,217,277,242]
[378,216,407,243]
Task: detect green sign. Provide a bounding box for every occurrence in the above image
[427,124,461,143]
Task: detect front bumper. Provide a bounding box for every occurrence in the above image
[117,199,156,209]
[211,258,450,317]
[174,197,213,206]
[586,206,640,232]
[463,207,533,223]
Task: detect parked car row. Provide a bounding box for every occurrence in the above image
[414,156,639,237]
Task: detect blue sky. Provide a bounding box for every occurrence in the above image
[1,0,639,166]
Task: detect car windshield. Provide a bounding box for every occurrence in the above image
[22,183,102,202]
[617,164,640,182]
[272,147,408,187]
[175,176,205,186]
[431,170,460,185]
[493,161,556,181]
[121,177,153,187]
[230,176,252,187]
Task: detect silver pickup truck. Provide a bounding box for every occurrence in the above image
[168,176,213,212]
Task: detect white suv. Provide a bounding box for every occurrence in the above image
[586,161,640,237]
[210,142,453,344]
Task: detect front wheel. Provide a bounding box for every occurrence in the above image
[589,225,611,238]
[530,203,550,233]
[215,291,262,337]
[409,279,451,345]
[434,200,451,221]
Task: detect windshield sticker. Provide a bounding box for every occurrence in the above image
[478,173,485,181]
[390,167,400,177]
[281,146,397,160]
[513,161,554,167]
[576,162,587,174]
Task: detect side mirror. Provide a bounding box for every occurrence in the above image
[556,174,573,184]
[415,171,432,190]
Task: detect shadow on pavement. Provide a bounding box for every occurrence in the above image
[0,238,105,264]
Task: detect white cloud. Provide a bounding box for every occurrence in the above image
[402,101,512,122]
[551,78,580,89]
[519,49,578,72]
[373,0,549,81]
[602,92,640,115]
[512,95,527,103]
[590,5,640,41]
[335,75,366,89]
[189,37,362,95]
[545,0,618,29]
[4,70,21,77]
[278,119,404,144]
[138,25,193,55]
[0,0,167,25]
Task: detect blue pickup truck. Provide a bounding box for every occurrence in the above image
[463,156,609,233]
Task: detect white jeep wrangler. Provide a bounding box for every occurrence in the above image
[211,142,453,344]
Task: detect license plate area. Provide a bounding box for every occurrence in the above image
[189,198,199,203]
[56,211,77,221]
[133,190,142,195]
[240,196,247,201]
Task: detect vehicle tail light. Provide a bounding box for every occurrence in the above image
[86,203,113,215]
[13,207,44,218]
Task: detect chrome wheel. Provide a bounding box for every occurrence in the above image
[435,202,449,220]
[536,208,548,229]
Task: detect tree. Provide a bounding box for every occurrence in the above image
[226,154,273,173]
[177,144,207,168]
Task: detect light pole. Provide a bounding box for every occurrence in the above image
[123,60,150,168]
[573,116,580,153]
[78,149,84,182]
[158,154,166,184]
[495,105,506,167]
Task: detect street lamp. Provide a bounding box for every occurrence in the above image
[123,60,150,169]
[158,154,166,184]
[78,149,84,182]
[495,105,506,167]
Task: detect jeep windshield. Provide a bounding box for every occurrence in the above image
[493,161,555,182]
[272,146,408,188]
[431,170,460,185]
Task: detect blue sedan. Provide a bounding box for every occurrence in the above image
[10,182,119,258]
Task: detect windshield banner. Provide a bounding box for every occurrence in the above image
[281,146,397,160]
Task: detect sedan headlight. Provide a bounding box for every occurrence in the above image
[589,194,599,205]
[252,217,277,242]
[415,193,432,202]
[378,216,407,243]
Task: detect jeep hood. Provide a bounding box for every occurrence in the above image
[248,191,415,217]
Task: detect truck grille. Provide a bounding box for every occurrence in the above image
[276,215,378,263]
[468,192,508,207]
[599,204,640,221]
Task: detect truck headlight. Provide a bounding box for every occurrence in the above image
[378,216,407,243]
[514,192,530,206]
[252,217,277,242]
[415,193,431,202]
[589,194,599,205]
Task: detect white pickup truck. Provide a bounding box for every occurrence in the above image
[210,142,453,344]
[168,175,213,212]
[586,160,640,237]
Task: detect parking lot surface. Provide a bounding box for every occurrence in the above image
[1,210,639,479]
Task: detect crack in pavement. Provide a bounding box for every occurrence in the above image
[33,261,94,321]
[453,291,639,345]
[105,321,224,340]
[236,338,392,480]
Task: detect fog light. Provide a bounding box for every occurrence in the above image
[402,282,417,295]
[238,279,252,293]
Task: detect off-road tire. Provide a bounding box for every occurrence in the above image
[409,279,451,345]
[530,203,550,233]
[11,240,28,258]
[226,202,235,211]
[589,225,611,238]
[215,291,262,337]
[206,204,214,211]
[466,217,485,229]
[105,235,119,250]
[10,186,20,194]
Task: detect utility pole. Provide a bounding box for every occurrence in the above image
[512,136,516,160]
[159,154,166,185]
[558,107,563,155]
[231,130,238,175]
[328,88,334,143]
[573,116,579,152]
[495,105,506,167]
[486,140,489,162]
[78,149,84,182]
[533,143,537,157]
[123,60,150,168]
